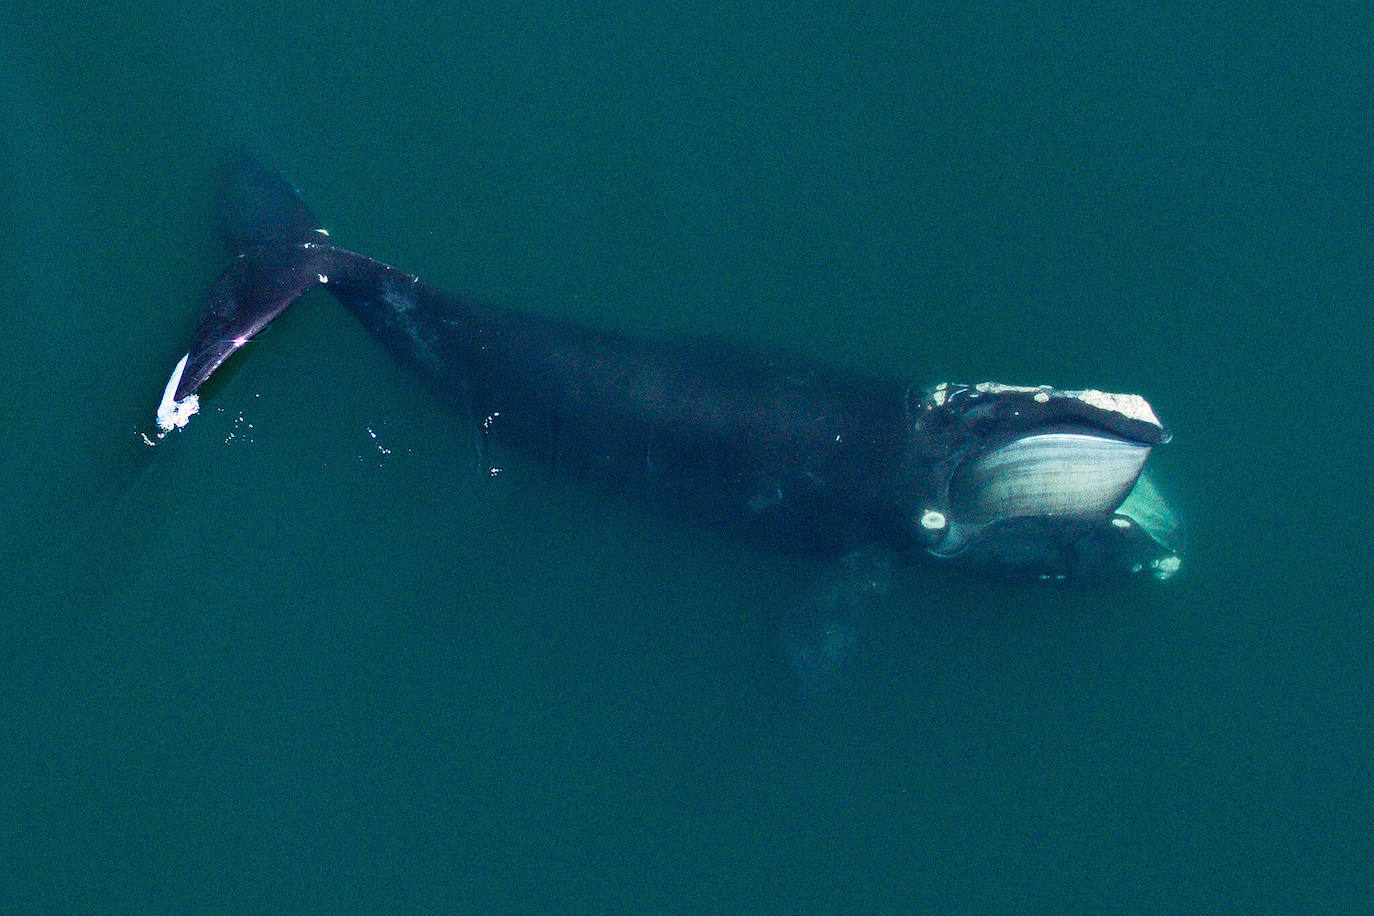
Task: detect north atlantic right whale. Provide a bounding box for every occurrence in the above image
[155,153,1181,677]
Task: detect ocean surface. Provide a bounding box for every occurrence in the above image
[4,2,1371,910]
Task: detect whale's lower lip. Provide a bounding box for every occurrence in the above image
[948,428,1152,524]
[925,423,1182,579]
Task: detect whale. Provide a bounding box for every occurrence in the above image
[158,153,1182,591]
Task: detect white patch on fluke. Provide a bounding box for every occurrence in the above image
[155,353,200,432]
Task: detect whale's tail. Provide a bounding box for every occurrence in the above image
[157,154,336,430]
[215,150,327,253]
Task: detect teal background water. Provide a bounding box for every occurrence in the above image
[3,2,1371,910]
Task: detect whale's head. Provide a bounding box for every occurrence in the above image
[907,382,1182,582]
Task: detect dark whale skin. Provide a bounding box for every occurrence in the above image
[325,247,921,556]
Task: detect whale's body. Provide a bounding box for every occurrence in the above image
[160,154,1181,583]
[332,247,918,556]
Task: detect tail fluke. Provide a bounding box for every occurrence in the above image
[216,149,326,252]
[156,154,336,430]
[171,243,336,402]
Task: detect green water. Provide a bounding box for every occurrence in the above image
[4,2,1371,910]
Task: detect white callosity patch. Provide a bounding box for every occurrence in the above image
[973,381,1052,398]
[920,509,946,530]
[969,382,1163,430]
[1068,389,1161,428]
[155,353,200,432]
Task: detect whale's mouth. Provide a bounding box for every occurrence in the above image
[913,383,1182,581]
[947,427,1151,527]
